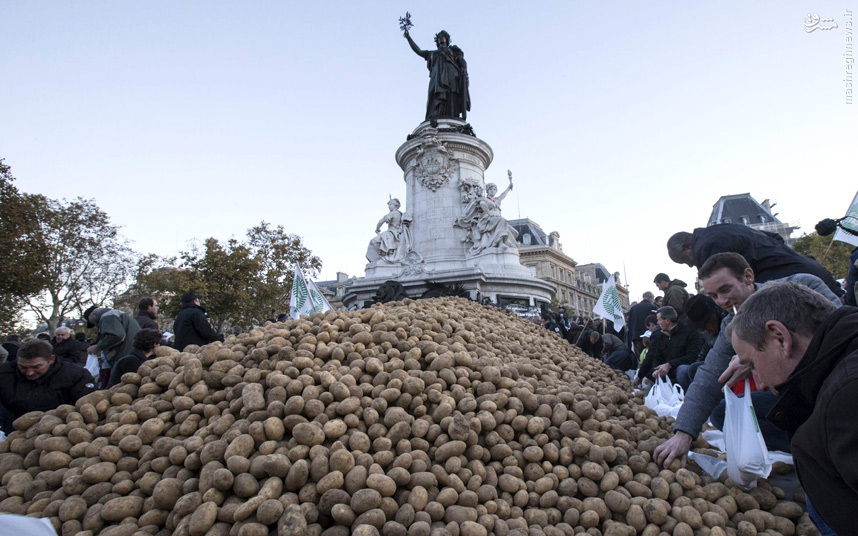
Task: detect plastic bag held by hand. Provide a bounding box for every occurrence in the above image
[724,379,772,489]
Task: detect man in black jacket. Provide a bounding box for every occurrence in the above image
[667,223,843,298]
[53,326,87,365]
[727,282,854,535]
[135,297,160,330]
[108,329,161,388]
[628,292,658,358]
[0,339,96,434]
[638,306,703,382]
[173,293,224,351]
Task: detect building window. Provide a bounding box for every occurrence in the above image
[740,216,749,225]
[523,233,531,245]
[528,265,536,277]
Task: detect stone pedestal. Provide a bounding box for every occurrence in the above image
[344,119,555,308]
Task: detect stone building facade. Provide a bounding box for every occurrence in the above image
[509,218,629,318]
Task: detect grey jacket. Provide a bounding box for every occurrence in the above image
[93,309,141,367]
[673,273,841,438]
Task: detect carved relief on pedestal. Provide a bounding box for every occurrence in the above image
[411,133,458,192]
[395,250,430,278]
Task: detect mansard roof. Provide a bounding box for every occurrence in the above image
[708,193,781,226]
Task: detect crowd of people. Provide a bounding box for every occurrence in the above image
[534,222,856,535]
[1,219,856,534]
[0,292,225,435]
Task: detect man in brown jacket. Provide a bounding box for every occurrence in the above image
[654,273,690,318]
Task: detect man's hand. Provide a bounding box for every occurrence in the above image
[717,354,753,389]
[654,431,693,468]
[653,363,671,379]
[86,345,100,355]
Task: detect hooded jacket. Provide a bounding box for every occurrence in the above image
[92,309,141,367]
[662,279,690,317]
[769,306,858,535]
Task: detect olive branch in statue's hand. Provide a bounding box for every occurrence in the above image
[399,12,413,34]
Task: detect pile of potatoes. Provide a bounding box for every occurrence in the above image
[0,297,819,536]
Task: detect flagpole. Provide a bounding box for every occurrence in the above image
[575,318,590,345]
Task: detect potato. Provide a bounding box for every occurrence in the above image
[99,496,144,521]
[0,298,812,536]
[153,478,183,510]
[737,520,758,536]
[188,501,218,536]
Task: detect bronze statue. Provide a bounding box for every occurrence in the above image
[403,26,470,121]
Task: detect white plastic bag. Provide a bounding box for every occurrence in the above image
[724,379,772,489]
[644,376,685,417]
[84,354,100,380]
[0,513,58,536]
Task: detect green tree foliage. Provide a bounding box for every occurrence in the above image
[792,232,854,279]
[24,197,137,335]
[138,222,321,332]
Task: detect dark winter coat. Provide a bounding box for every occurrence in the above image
[639,321,703,381]
[53,337,87,365]
[769,306,858,535]
[107,348,151,388]
[173,304,223,351]
[628,300,657,340]
[134,311,159,331]
[575,331,604,359]
[0,359,96,433]
[691,224,842,297]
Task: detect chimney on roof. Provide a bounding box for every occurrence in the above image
[548,231,562,251]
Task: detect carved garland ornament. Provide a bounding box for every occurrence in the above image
[411,134,457,192]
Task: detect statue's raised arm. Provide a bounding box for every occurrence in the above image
[404,31,430,60]
[401,19,471,121]
[493,170,513,203]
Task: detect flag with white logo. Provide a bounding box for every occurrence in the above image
[290,267,333,319]
[593,274,625,331]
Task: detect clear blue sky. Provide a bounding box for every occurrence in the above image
[2,2,855,303]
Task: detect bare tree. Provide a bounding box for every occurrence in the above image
[25,197,137,335]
